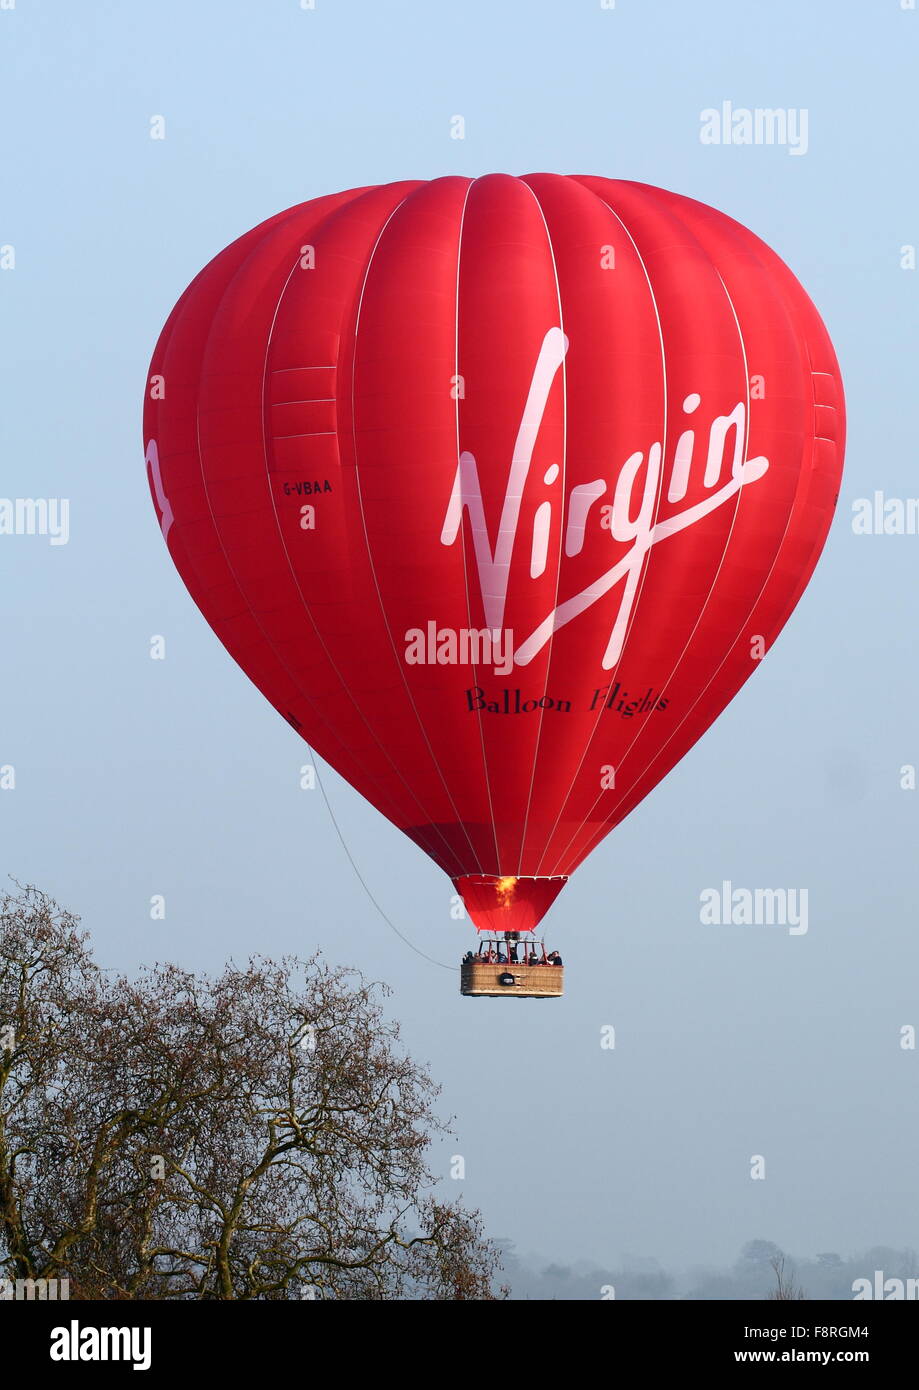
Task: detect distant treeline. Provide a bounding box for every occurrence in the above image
[499,1239,919,1301]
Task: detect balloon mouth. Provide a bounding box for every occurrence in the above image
[454,874,568,934]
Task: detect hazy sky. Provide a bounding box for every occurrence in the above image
[1,0,917,1275]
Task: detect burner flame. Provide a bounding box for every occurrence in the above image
[495,876,518,909]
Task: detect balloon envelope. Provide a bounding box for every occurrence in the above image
[144,175,844,934]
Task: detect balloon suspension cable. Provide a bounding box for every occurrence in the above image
[307,745,455,972]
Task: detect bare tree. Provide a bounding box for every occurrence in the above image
[767,1254,807,1301]
[0,884,503,1299]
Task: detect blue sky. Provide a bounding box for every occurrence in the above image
[1,0,917,1274]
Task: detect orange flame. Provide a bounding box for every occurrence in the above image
[495,875,518,909]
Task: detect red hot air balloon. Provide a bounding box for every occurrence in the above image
[144,174,844,965]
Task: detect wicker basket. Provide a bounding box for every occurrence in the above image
[460,960,564,998]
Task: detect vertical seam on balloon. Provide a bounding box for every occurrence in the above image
[572,272,823,866]
[530,184,670,876]
[192,197,454,874]
[547,259,751,871]
[548,255,764,873]
[261,192,466,873]
[348,187,486,875]
[452,177,496,875]
[148,206,306,544]
[514,177,570,876]
[261,260,456,867]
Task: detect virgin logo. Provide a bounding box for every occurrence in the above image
[441,328,769,670]
[146,439,174,540]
